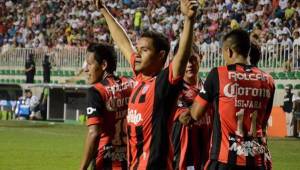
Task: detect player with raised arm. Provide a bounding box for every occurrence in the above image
[94,0,199,169]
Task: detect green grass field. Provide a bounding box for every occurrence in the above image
[0,120,299,170]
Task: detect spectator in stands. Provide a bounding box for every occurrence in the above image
[282,84,294,137]
[42,55,51,83]
[1,0,300,72]
[25,54,36,83]
[281,33,293,61]
[293,31,300,45]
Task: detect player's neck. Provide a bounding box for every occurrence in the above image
[233,56,248,65]
[141,74,154,81]
[184,76,197,86]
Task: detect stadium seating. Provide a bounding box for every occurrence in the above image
[295,84,300,90]
[277,84,285,89]
[277,72,288,80]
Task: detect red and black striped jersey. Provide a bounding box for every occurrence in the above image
[172,80,212,170]
[126,53,183,170]
[195,64,275,168]
[86,75,135,170]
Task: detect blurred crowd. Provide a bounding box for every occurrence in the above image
[0,0,300,52]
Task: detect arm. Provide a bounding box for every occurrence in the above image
[80,125,101,170]
[80,87,104,170]
[172,0,199,78]
[25,65,34,72]
[95,0,135,62]
[190,98,207,121]
[190,68,218,120]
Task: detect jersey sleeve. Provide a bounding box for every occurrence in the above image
[168,63,183,85]
[86,87,104,126]
[156,64,183,93]
[195,68,219,107]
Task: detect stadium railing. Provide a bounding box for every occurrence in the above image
[0,44,299,72]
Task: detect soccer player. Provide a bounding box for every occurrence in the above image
[80,43,134,170]
[94,0,199,169]
[171,43,212,170]
[190,29,275,170]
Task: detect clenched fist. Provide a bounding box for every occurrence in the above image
[180,0,199,19]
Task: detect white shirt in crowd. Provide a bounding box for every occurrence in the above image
[293,38,300,46]
[267,38,279,52]
[200,42,209,52]
[246,12,256,23]
[259,0,270,5]
[276,27,292,37]
[281,38,293,49]
[279,0,288,10]
[210,40,220,53]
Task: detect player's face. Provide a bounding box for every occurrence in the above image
[136,37,163,74]
[184,52,201,80]
[85,52,104,84]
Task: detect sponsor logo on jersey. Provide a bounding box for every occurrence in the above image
[106,97,130,111]
[224,83,271,98]
[127,109,143,125]
[103,146,127,161]
[228,72,268,81]
[87,107,96,115]
[229,137,267,157]
[106,81,135,94]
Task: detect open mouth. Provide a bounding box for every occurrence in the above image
[135,57,142,66]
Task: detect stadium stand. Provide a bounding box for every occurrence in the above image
[0,0,299,107]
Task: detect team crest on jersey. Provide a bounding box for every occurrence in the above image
[200,86,206,94]
[141,85,150,94]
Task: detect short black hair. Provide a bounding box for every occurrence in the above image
[141,31,170,61]
[249,42,261,66]
[222,29,250,58]
[87,42,117,73]
[25,89,31,93]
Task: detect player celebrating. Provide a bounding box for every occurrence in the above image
[190,29,275,170]
[171,43,212,170]
[94,0,199,169]
[80,43,134,170]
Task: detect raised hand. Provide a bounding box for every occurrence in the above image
[180,0,199,19]
[94,0,104,9]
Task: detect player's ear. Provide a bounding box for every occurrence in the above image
[100,59,108,71]
[228,48,234,59]
[158,50,166,62]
